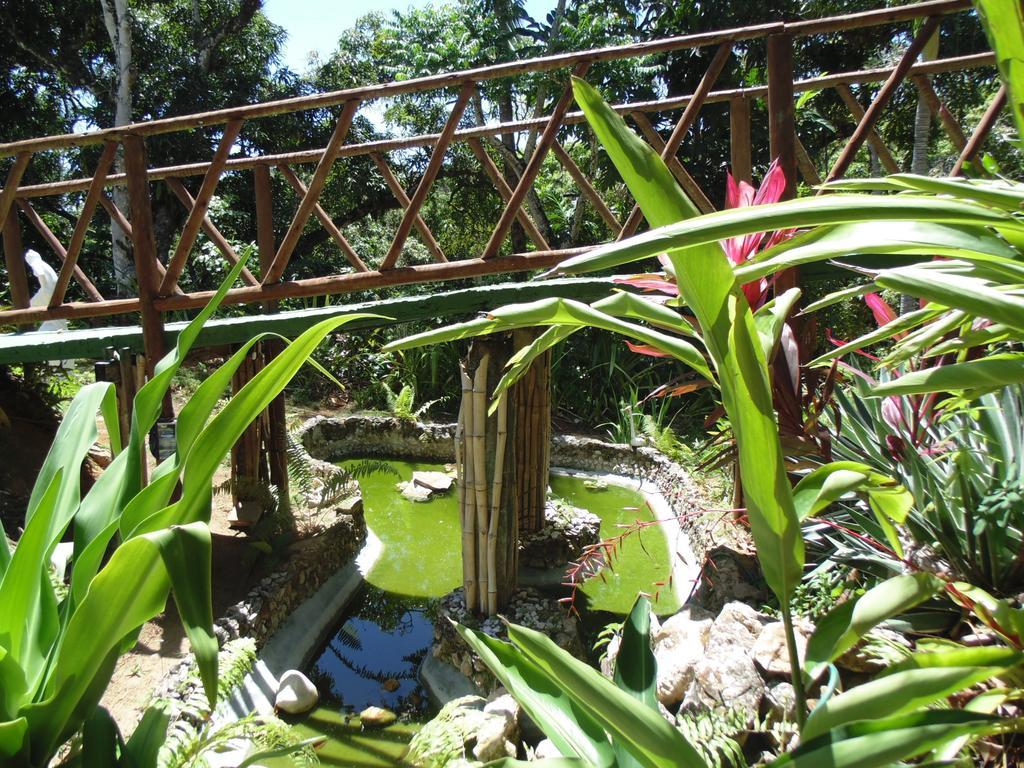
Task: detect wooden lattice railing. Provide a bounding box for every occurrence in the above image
[0,0,1005,374]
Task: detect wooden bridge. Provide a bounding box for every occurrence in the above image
[0,0,1007,523]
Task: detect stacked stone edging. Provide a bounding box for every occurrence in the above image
[296,415,715,560]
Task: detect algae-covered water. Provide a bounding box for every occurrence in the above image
[278,460,679,765]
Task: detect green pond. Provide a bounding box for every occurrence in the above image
[271,460,679,766]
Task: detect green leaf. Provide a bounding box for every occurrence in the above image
[507,622,708,768]
[613,595,657,711]
[883,646,1023,676]
[804,573,944,682]
[876,265,1024,335]
[571,78,695,226]
[868,354,1024,397]
[753,288,801,361]
[800,666,1009,742]
[975,0,1024,147]
[121,702,169,768]
[793,464,871,521]
[772,710,1004,768]
[571,77,802,606]
[156,523,217,707]
[551,195,1018,278]
[81,707,121,768]
[0,716,27,764]
[808,305,945,367]
[453,623,614,766]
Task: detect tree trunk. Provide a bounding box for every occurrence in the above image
[100,0,136,297]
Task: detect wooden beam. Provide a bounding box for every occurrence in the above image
[370,153,447,264]
[265,100,360,284]
[630,113,715,215]
[825,15,941,184]
[619,43,731,236]
[953,84,1007,175]
[833,83,901,173]
[122,134,166,379]
[51,141,117,306]
[483,61,590,259]
[166,178,260,287]
[467,138,550,251]
[99,193,133,238]
[278,164,369,272]
[730,94,752,183]
[382,82,474,269]
[551,141,621,233]
[16,200,104,301]
[3,211,28,309]
[911,73,967,151]
[794,136,822,186]
[160,120,243,295]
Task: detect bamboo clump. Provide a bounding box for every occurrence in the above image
[458,364,478,611]
[487,391,508,615]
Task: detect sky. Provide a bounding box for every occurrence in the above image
[263,0,556,73]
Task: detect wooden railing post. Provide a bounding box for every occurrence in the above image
[767,33,798,201]
[3,210,28,309]
[729,95,752,184]
[122,134,169,416]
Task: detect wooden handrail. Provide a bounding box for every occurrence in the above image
[0,0,970,159]
[8,51,995,200]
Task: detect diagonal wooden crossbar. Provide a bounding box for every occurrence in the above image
[50,141,117,306]
[483,62,590,259]
[278,164,369,272]
[911,73,968,151]
[550,141,621,233]
[619,42,732,237]
[0,153,30,228]
[824,15,941,184]
[166,178,260,287]
[953,84,1007,175]
[833,83,901,173]
[160,120,244,295]
[794,137,822,185]
[371,153,448,264]
[467,138,550,251]
[264,99,361,284]
[381,82,475,270]
[630,112,715,215]
[16,199,104,301]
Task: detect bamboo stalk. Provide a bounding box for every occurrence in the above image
[488,391,509,615]
[472,355,490,613]
[459,364,478,611]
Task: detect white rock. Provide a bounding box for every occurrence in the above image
[275,670,319,714]
[651,604,714,707]
[753,621,807,677]
[472,707,518,762]
[484,693,520,725]
[400,481,434,502]
[412,470,454,492]
[360,705,398,728]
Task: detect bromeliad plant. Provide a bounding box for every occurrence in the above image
[0,256,379,767]
[386,71,1023,764]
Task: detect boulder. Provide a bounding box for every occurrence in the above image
[682,602,769,715]
[360,706,398,728]
[337,494,364,517]
[413,471,455,493]
[752,621,808,678]
[400,481,434,502]
[651,605,714,707]
[275,670,319,714]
